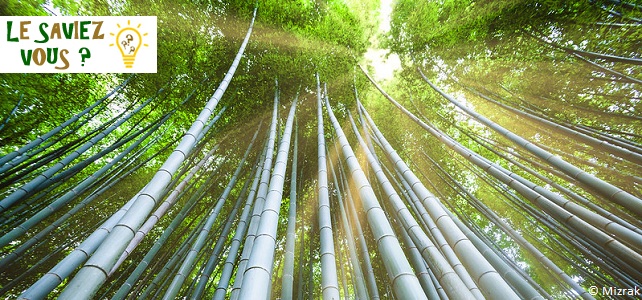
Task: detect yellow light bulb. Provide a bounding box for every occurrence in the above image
[115,26,142,68]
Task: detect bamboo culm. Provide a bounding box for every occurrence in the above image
[106,106,227,275]
[56,7,257,299]
[348,111,482,300]
[315,76,341,300]
[0,75,132,169]
[280,123,299,300]
[237,89,299,299]
[363,65,642,282]
[0,90,158,214]
[230,80,280,300]
[417,68,642,218]
[327,150,369,300]
[361,65,522,299]
[323,81,428,300]
[212,144,266,300]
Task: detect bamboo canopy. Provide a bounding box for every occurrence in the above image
[2,2,641,300]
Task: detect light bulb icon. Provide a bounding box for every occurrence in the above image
[110,20,148,68]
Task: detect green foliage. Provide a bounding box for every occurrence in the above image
[385,0,640,56]
[1,0,376,147]
[375,1,642,297]
[0,73,111,149]
[8,0,641,299]
[0,0,49,16]
[221,0,376,55]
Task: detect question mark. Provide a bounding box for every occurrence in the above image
[79,47,91,66]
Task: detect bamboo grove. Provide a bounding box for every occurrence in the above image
[2,1,642,299]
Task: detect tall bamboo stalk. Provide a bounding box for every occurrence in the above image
[281,123,298,300]
[111,165,219,299]
[0,93,22,132]
[417,68,642,218]
[361,65,522,299]
[323,83,427,300]
[314,76,341,299]
[0,75,132,169]
[189,169,255,300]
[56,8,257,299]
[348,111,482,300]
[212,143,266,300]
[230,80,280,300]
[237,90,299,299]
[362,65,642,281]
[327,152,369,300]
[109,142,223,274]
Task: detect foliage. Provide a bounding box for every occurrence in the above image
[221,0,377,55]
[0,0,379,297]
[2,0,641,299]
[0,0,49,16]
[386,0,619,54]
[0,73,111,150]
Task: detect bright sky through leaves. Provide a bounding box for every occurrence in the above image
[364,0,401,81]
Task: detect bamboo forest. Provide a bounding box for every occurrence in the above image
[2,0,642,299]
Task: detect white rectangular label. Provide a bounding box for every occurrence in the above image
[0,16,157,73]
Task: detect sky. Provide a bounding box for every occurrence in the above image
[364,0,402,81]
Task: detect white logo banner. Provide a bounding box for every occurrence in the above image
[0,16,157,73]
